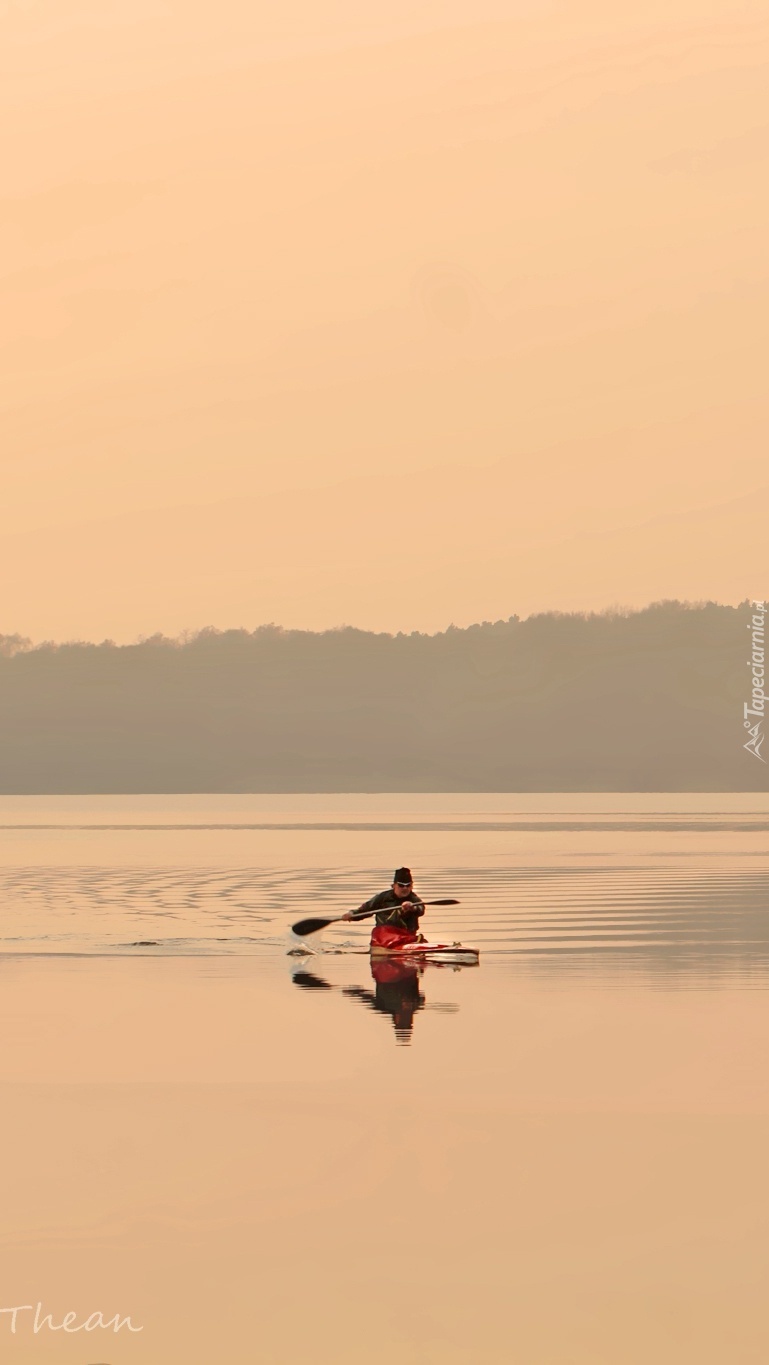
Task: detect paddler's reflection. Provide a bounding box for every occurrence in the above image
[346,958,425,1044]
[293,958,454,1045]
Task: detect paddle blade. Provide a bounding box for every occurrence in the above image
[291,915,336,937]
[429,898,460,905]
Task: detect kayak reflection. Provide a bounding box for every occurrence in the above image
[293,959,462,1046]
[348,957,426,1045]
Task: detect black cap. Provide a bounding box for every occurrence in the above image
[394,867,413,884]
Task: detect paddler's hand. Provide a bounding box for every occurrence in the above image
[400,900,415,911]
[340,911,354,921]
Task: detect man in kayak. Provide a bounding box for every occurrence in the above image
[342,867,425,951]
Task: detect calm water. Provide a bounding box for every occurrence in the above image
[1,792,769,975]
[1,794,768,1363]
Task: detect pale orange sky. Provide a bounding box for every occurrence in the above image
[1,0,767,641]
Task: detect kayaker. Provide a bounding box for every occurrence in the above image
[342,867,425,951]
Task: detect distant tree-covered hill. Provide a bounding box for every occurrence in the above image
[0,601,765,792]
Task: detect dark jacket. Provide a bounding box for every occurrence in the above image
[352,888,425,936]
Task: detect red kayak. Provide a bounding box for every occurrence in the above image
[369,923,479,964]
[370,941,479,964]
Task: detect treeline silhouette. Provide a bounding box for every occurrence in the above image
[0,601,764,792]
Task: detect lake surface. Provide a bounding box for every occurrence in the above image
[1,794,768,1364]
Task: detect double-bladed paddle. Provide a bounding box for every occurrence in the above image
[291,899,460,938]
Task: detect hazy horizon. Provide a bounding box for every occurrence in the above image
[1,593,761,649]
[2,601,765,793]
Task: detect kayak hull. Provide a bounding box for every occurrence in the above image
[370,941,479,964]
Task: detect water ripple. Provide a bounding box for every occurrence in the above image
[0,815,768,978]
